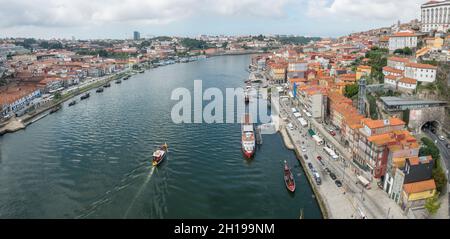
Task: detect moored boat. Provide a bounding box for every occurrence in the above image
[68,100,77,107]
[152,143,168,166]
[49,104,61,114]
[80,93,90,100]
[115,79,122,84]
[241,114,256,158]
[103,82,111,88]
[96,87,104,93]
[284,160,296,192]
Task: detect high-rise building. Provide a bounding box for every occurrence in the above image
[421,0,450,32]
[133,31,140,40]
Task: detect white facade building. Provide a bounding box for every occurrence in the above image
[388,32,418,52]
[421,0,450,32]
[404,62,437,83]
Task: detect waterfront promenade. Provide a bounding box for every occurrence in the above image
[278,96,409,219]
[0,70,129,136]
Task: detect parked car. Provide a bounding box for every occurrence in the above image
[329,173,337,181]
[287,123,294,130]
[439,135,445,141]
[335,180,342,187]
[325,168,331,174]
[304,155,309,160]
[329,130,336,136]
[308,163,313,170]
[317,156,322,161]
[301,146,307,152]
[313,172,322,185]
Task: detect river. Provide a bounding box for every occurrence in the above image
[0,55,321,219]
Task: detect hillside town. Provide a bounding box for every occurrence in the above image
[249,0,450,219]
[0,0,449,219]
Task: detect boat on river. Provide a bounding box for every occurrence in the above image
[152,143,168,166]
[68,100,77,107]
[103,82,111,88]
[49,104,61,114]
[80,93,90,100]
[284,160,296,192]
[96,87,104,93]
[115,79,122,84]
[241,114,255,158]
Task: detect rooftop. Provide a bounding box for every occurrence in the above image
[380,96,447,107]
[403,179,436,194]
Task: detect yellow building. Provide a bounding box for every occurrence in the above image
[402,179,436,207]
[356,65,372,80]
[424,37,444,49]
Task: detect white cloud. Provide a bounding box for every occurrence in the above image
[0,0,291,28]
[306,0,423,22]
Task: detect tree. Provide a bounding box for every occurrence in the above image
[403,47,413,55]
[424,194,441,215]
[419,137,447,193]
[394,48,404,55]
[432,166,447,193]
[344,83,359,98]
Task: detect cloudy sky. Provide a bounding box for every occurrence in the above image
[0,0,425,39]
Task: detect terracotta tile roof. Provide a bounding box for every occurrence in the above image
[363,117,405,129]
[385,74,399,80]
[399,77,417,84]
[357,65,372,70]
[403,179,436,194]
[383,66,404,74]
[405,62,437,70]
[388,56,410,63]
[391,32,417,37]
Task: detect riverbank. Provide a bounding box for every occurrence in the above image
[279,120,329,219]
[0,71,129,136]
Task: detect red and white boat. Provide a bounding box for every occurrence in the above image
[241,114,256,158]
[152,143,168,166]
[284,160,296,192]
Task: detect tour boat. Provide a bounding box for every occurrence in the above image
[284,160,296,192]
[241,114,256,158]
[152,143,168,167]
[80,93,90,100]
[244,90,250,104]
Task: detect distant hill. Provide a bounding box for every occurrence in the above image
[276,36,321,45]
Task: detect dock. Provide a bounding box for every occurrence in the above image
[256,126,263,145]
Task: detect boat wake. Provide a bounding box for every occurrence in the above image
[75,162,152,219]
[123,166,156,218]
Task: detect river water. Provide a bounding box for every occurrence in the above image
[0,55,321,219]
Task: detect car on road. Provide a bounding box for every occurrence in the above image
[304,154,309,160]
[313,172,322,185]
[335,180,342,187]
[328,130,336,136]
[301,146,307,152]
[308,163,313,170]
[439,135,445,141]
[325,168,331,174]
[317,156,322,161]
[329,173,337,181]
[287,123,294,130]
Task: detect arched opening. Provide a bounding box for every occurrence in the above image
[421,121,440,134]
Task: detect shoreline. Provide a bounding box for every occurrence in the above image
[0,71,128,136]
[279,121,330,219]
